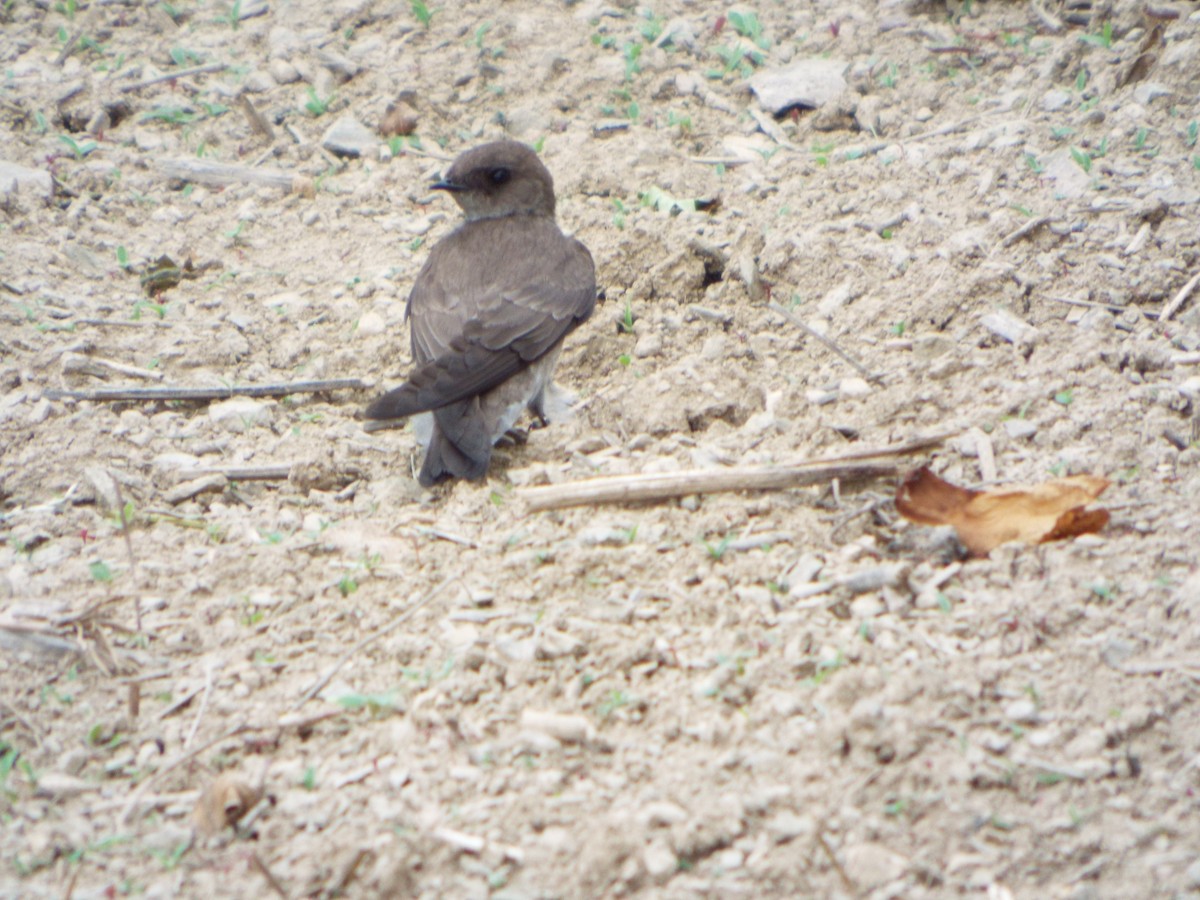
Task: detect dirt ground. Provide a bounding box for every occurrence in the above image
[2,0,1200,896]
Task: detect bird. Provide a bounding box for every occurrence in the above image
[364,140,596,487]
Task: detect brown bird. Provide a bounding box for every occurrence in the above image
[365,140,596,487]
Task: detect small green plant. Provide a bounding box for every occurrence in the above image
[304,87,333,117]
[1054,388,1074,406]
[116,246,130,269]
[876,61,898,89]
[226,0,241,30]
[89,560,113,583]
[702,534,734,561]
[169,47,204,66]
[337,575,358,597]
[1069,146,1092,173]
[622,41,642,81]
[667,109,692,133]
[141,106,202,126]
[147,840,190,870]
[225,219,248,243]
[301,766,317,790]
[639,185,696,215]
[597,689,630,718]
[611,197,627,230]
[338,691,401,715]
[617,353,631,368]
[58,134,97,159]
[1079,20,1113,49]
[805,650,846,686]
[619,298,634,333]
[728,10,769,50]
[410,0,433,28]
[639,9,665,43]
[1186,120,1198,148]
[131,299,167,320]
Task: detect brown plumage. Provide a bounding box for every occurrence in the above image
[364,141,596,487]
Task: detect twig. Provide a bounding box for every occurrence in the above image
[186,465,293,481]
[62,353,164,382]
[238,93,274,140]
[325,849,370,898]
[1161,270,1200,322]
[156,157,298,192]
[522,461,896,512]
[1049,295,1157,319]
[113,480,140,629]
[768,302,881,383]
[815,831,855,894]
[521,433,953,512]
[45,377,370,403]
[55,27,84,66]
[119,723,256,823]
[998,215,1054,248]
[183,661,216,750]
[249,852,290,899]
[292,575,458,711]
[836,116,980,161]
[119,62,227,94]
[75,317,175,329]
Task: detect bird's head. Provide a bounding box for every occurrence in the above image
[432,140,556,221]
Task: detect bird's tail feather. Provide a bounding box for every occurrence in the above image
[417,400,491,487]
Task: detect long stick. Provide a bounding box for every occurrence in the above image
[768,302,881,383]
[519,432,954,512]
[118,62,227,94]
[520,461,894,511]
[45,378,370,403]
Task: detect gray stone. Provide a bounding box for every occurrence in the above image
[1003,418,1038,441]
[268,58,300,84]
[1041,90,1072,112]
[749,59,848,115]
[209,398,271,433]
[321,115,376,158]
[0,160,53,202]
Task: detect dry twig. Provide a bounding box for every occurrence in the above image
[520,433,952,512]
[46,377,369,403]
[769,301,880,382]
[119,62,227,94]
[1161,270,1200,322]
[293,575,458,710]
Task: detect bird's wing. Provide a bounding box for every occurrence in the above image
[365,219,595,421]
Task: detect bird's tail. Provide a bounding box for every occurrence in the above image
[417,400,491,487]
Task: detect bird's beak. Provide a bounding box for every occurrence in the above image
[431,179,465,192]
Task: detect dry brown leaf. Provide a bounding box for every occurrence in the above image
[191,772,263,836]
[895,467,1110,557]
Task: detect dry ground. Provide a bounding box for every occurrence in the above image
[2,0,1200,897]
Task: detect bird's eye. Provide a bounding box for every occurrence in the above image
[489,167,510,185]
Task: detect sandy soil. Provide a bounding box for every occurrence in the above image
[2,0,1200,897]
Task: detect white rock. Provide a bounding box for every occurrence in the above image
[356,311,386,336]
[1003,419,1038,441]
[1004,698,1039,724]
[633,333,663,358]
[320,115,376,158]
[838,377,871,399]
[268,58,300,84]
[0,160,53,202]
[749,59,848,115]
[209,398,271,433]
